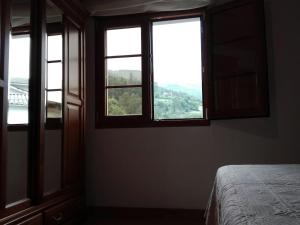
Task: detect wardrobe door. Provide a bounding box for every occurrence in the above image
[63,18,84,189]
[0,0,9,209]
[5,0,32,207]
[43,0,64,197]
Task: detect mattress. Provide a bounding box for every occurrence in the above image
[205,165,300,225]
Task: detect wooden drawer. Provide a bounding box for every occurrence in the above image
[5,214,43,225]
[44,199,82,225]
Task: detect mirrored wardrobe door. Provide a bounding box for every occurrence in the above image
[43,0,64,197]
[0,0,9,209]
[6,0,31,207]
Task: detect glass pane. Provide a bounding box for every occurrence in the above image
[47,62,62,89]
[8,35,30,124]
[153,18,203,120]
[48,35,62,61]
[6,0,31,206]
[47,91,62,118]
[6,131,28,205]
[107,88,142,116]
[106,57,141,86]
[106,27,141,56]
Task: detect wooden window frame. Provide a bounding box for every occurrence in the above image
[95,9,209,128]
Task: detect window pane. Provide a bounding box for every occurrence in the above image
[8,35,30,124]
[106,57,141,86]
[107,88,142,116]
[47,62,62,89]
[106,27,141,56]
[47,91,62,118]
[153,18,203,120]
[48,35,62,61]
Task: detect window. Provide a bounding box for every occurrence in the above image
[96,10,207,127]
[95,1,269,127]
[45,34,63,121]
[152,18,203,120]
[8,34,30,125]
[105,27,142,116]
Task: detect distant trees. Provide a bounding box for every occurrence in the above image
[106,70,203,118]
[153,83,202,119]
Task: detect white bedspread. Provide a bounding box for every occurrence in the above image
[205,165,300,225]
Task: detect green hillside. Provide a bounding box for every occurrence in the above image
[106,70,203,119]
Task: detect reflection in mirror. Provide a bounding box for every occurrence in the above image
[6,0,31,206]
[43,0,63,196]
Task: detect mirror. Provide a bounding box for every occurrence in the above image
[43,0,63,196]
[6,0,31,206]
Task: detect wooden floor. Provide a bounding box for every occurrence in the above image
[85,208,205,225]
[85,217,205,225]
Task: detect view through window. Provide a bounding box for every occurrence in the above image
[153,18,203,120]
[105,27,142,116]
[97,13,204,126]
[8,34,30,125]
[46,34,63,119]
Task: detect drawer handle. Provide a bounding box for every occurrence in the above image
[52,212,63,223]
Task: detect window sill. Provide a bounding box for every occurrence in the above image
[7,124,28,131]
[95,119,210,129]
[7,119,62,131]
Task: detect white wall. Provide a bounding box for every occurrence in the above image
[85,0,300,209]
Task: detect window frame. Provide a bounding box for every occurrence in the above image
[7,27,31,131]
[45,22,64,130]
[95,9,209,128]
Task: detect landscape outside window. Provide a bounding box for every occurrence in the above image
[105,27,142,116]
[153,17,203,120]
[104,17,203,120]
[8,34,30,124]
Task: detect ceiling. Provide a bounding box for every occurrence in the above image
[80,0,214,16]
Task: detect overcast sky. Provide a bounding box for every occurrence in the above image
[106,17,202,88]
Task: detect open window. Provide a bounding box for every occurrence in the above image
[96,11,208,127]
[95,0,269,128]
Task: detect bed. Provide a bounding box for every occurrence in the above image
[205,165,300,225]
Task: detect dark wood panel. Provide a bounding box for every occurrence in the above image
[63,17,84,190]
[44,198,82,225]
[50,0,89,27]
[0,0,10,210]
[214,73,258,112]
[67,23,81,97]
[213,38,259,78]
[4,213,42,225]
[208,0,269,119]
[211,1,258,44]
[0,87,5,209]
[28,0,46,204]
[63,104,82,187]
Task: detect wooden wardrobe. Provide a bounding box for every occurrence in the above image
[0,0,88,224]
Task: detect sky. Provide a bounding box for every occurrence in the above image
[9,34,30,80]
[106,17,202,88]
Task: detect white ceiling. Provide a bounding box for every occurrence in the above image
[81,0,214,16]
